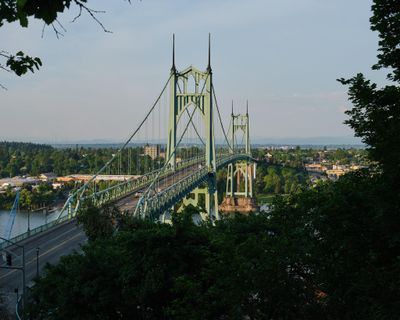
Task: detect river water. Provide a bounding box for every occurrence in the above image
[0,210,61,239]
[0,203,270,240]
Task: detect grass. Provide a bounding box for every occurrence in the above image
[256,194,276,204]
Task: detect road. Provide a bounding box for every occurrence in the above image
[0,164,200,314]
[0,220,87,313]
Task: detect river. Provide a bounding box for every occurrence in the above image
[0,209,61,239]
[0,203,270,240]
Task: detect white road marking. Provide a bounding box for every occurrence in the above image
[0,233,85,281]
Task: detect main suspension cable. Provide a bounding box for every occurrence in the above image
[212,84,233,152]
[58,74,173,218]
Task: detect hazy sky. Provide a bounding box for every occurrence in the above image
[0,0,388,143]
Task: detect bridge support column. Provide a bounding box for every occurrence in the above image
[178,184,219,222]
[221,103,258,214]
[220,162,258,214]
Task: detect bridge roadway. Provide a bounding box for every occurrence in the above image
[0,163,201,313]
[116,163,200,212]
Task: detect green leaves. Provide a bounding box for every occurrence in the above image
[370,0,400,82]
[16,0,27,26]
[28,211,324,319]
[5,51,42,76]
[16,0,27,8]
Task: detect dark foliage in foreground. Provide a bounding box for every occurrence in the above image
[28,208,321,320]
[27,170,400,320]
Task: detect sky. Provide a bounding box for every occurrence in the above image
[0,0,389,144]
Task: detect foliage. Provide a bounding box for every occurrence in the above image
[0,182,62,210]
[76,202,120,241]
[339,75,400,179]
[0,141,159,178]
[270,170,400,319]
[339,1,400,181]
[254,147,367,168]
[370,0,400,82]
[28,170,400,319]
[28,210,324,319]
[256,163,308,196]
[1,50,42,76]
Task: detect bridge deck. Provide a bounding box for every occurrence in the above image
[116,163,200,212]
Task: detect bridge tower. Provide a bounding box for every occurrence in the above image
[167,34,219,220]
[220,102,259,214]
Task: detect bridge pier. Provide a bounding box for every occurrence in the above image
[178,183,219,221]
[220,162,259,214]
[220,105,259,215]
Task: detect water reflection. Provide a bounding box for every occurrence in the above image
[0,210,60,239]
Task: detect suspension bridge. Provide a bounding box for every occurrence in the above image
[1,35,258,251]
[51,34,258,225]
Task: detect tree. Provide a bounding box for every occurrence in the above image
[270,170,400,319]
[28,210,323,320]
[339,0,400,181]
[19,188,32,210]
[76,202,120,241]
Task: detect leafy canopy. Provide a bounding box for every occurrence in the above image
[339,0,400,180]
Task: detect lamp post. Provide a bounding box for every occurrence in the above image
[0,236,26,320]
[36,247,39,278]
[27,211,30,235]
[14,288,19,307]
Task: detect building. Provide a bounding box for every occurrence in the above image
[144,144,160,160]
[0,176,40,188]
[39,172,57,182]
[325,168,348,179]
[305,163,324,173]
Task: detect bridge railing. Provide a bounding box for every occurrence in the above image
[139,153,252,220]
[79,154,205,207]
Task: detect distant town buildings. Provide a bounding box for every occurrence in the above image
[39,172,57,182]
[305,163,367,180]
[56,174,142,183]
[0,176,40,189]
[144,144,161,160]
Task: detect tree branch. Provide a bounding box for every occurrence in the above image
[73,1,112,33]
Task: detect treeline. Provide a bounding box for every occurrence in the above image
[0,142,161,178]
[256,163,309,195]
[0,183,68,210]
[252,147,368,167]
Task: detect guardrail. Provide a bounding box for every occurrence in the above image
[15,295,22,320]
[141,153,252,219]
[0,214,71,250]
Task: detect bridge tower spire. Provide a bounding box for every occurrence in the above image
[166,34,219,221]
